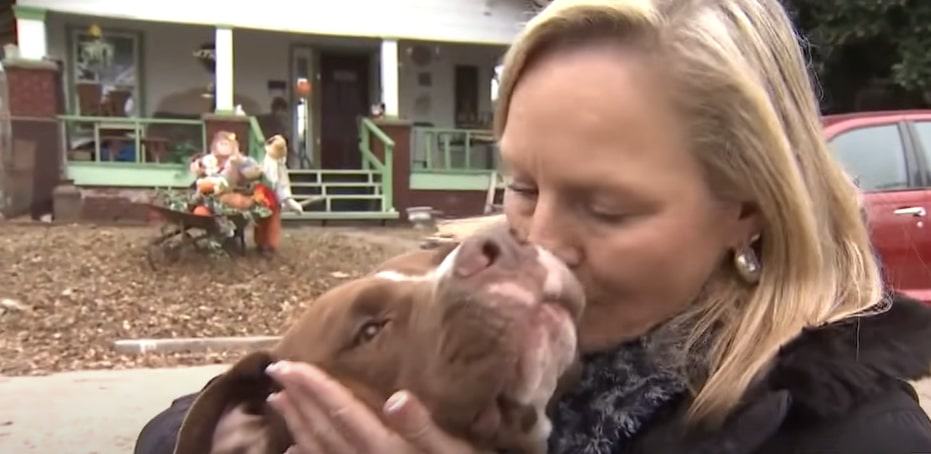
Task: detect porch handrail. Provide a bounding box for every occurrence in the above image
[58,115,207,165]
[358,117,394,212]
[412,126,496,171]
[58,115,204,125]
[247,116,266,160]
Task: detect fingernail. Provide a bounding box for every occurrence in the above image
[266,361,290,376]
[384,391,409,414]
[267,392,280,403]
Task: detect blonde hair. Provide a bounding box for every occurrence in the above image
[495,0,884,425]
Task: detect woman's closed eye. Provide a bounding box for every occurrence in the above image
[586,203,629,223]
[506,182,538,197]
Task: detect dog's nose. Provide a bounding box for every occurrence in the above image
[453,229,518,278]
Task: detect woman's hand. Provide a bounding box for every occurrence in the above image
[266,361,478,454]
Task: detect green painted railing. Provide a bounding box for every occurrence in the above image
[358,118,394,212]
[248,116,266,160]
[59,115,206,165]
[412,127,497,172]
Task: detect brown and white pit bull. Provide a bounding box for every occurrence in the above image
[173,224,585,454]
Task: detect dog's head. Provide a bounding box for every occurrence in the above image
[174,223,585,454]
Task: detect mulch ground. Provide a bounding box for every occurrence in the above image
[0,223,425,376]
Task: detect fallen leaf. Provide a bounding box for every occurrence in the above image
[0,299,30,312]
[0,224,421,375]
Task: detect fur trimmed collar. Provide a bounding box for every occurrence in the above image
[627,294,931,454]
[765,294,931,418]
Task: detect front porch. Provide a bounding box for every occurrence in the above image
[5,5,509,222]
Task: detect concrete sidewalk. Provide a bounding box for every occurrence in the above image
[0,365,226,454]
[1,367,930,454]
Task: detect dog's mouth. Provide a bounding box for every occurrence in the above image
[467,301,577,443]
[428,236,584,448]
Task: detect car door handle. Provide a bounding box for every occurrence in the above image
[894,207,927,217]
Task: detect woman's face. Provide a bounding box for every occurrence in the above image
[500,45,757,352]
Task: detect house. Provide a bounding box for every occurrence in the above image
[0,0,550,222]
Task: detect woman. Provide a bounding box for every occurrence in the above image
[137,0,931,452]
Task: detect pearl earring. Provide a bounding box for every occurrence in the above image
[734,244,762,284]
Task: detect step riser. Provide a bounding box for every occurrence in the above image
[284,169,392,219]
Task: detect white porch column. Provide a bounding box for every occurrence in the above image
[380,39,400,118]
[214,26,234,113]
[13,6,48,60]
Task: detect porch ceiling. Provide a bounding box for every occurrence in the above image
[20,0,532,45]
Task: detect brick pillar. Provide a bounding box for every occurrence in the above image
[2,59,64,219]
[202,114,252,156]
[371,118,412,215]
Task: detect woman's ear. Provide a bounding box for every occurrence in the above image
[731,201,763,248]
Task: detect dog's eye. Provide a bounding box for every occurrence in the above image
[355,320,388,345]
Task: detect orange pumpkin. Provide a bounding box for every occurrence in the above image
[192,205,212,216]
[197,180,215,194]
[296,78,312,98]
[219,193,254,210]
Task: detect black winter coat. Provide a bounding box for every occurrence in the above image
[629,294,931,454]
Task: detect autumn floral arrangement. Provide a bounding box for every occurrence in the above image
[151,131,303,254]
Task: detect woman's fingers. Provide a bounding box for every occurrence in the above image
[267,361,392,452]
[268,360,477,454]
[383,391,476,454]
[266,391,326,454]
[276,389,356,454]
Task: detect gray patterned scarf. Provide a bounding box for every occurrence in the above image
[547,335,691,454]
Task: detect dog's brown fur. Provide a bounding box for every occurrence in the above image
[174,225,584,454]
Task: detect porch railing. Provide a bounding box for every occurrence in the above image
[59,115,207,165]
[412,127,498,172]
[248,116,266,159]
[358,117,394,212]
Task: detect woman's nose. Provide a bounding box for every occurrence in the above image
[524,208,582,268]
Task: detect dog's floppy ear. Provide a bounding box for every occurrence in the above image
[174,351,290,454]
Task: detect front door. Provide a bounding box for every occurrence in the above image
[320,53,370,169]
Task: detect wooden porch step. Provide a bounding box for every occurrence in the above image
[289,169,381,176]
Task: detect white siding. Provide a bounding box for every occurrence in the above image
[398,42,504,128]
[46,13,501,130]
[46,15,218,117]
[21,0,532,45]
[47,15,375,118]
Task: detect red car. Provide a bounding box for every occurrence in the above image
[824,110,931,303]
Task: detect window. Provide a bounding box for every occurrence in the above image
[70,27,141,116]
[912,121,931,177]
[829,124,909,191]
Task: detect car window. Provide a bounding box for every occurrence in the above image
[912,121,931,176]
[828,124,909,191]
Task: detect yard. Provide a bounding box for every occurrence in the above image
[0,222,426,376]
